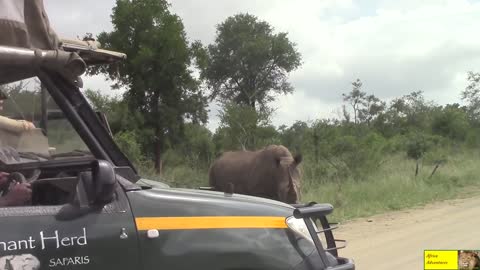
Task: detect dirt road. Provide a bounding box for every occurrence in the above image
[334,194,480,269]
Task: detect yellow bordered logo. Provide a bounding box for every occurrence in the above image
[424,250,480,270]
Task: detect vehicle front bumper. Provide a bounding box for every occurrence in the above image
[293,251,355,270]
[290,202,356,270]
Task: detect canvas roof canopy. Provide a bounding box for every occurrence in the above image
[0,0,126,86]
[0,0,60,50]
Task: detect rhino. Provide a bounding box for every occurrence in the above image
[208,145,303,204]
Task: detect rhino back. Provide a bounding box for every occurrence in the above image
[209,151,258,191]
[209,148,281,196]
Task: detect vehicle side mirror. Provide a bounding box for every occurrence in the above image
[91,159,117,205]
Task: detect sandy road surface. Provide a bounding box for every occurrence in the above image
[333,194,480,270]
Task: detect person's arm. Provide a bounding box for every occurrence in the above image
[0,182,32,207]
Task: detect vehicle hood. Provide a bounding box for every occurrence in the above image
[136,178,171,189]
[126,186,295,218]
[173,187,294,209]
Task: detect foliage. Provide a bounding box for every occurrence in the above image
[175,123,215,168]
[196,13,302,112]
[405,132,431,161]
[431,104,469,142]
[113,130,145,165]
[461,71,480,125]
[278,121,311,155]
[216,102,275,150]
[342,79,386,126]
[342,79,367,124]
[374,91,436,137]
[86,0,208,173]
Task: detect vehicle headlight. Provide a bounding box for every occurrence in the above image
[286,216,316,243]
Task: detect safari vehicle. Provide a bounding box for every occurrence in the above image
[0,1,355,269]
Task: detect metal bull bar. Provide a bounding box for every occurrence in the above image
[291,202,354,270]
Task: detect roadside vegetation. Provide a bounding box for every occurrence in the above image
[9,0,480,223]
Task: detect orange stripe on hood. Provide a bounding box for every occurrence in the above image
[135,216,288,230]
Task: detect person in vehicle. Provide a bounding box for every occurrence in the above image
[0,97,34,207]
[0,172,32,207]
[0,99,36,131]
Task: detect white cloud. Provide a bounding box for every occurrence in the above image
[44,0,116,39]
[256,0,480,111]
[269,89,341,128]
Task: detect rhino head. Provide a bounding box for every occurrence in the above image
[276,153,302,204]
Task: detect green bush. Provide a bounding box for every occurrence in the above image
[113,130,146,165]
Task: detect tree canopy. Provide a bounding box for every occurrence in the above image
[87,0,208,173]
[196,13,302,112]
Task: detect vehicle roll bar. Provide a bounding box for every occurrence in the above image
[291,202,354,270]
[0,45,86,78]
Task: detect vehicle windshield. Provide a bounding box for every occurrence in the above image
[0,77,91,164]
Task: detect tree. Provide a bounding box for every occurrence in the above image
[216,102,273,150]
[87,0,208,173]
[431,104,469,142]
[358,94,386,125]
[405,132,435,177]
[342,79,366,124]
[196,13,302,113]
[377,91,435,137]
[311,119,337,163]
[278,120,310,154]
[461,71,480,125]
[342,79,385,126]
[176,123,215,168]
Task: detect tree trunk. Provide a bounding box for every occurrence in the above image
[429,164,440,179]
[153,90,163,175]
[250,99,256,111]
[353,103,358,125]
[154,137,163,175]
[415,161,419,177]
[250,99,257,150]
[250,134,256,149]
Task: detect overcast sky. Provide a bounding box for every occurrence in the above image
[44,0,480,132]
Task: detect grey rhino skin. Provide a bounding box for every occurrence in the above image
[209,145,302,204]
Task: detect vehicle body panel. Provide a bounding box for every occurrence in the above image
[127,187,318,270]
[0,186,140,269]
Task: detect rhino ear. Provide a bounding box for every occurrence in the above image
[294,154,303,165]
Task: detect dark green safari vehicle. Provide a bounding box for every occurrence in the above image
[0,1,355,269]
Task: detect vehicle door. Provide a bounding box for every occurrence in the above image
[0,175,140,270]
